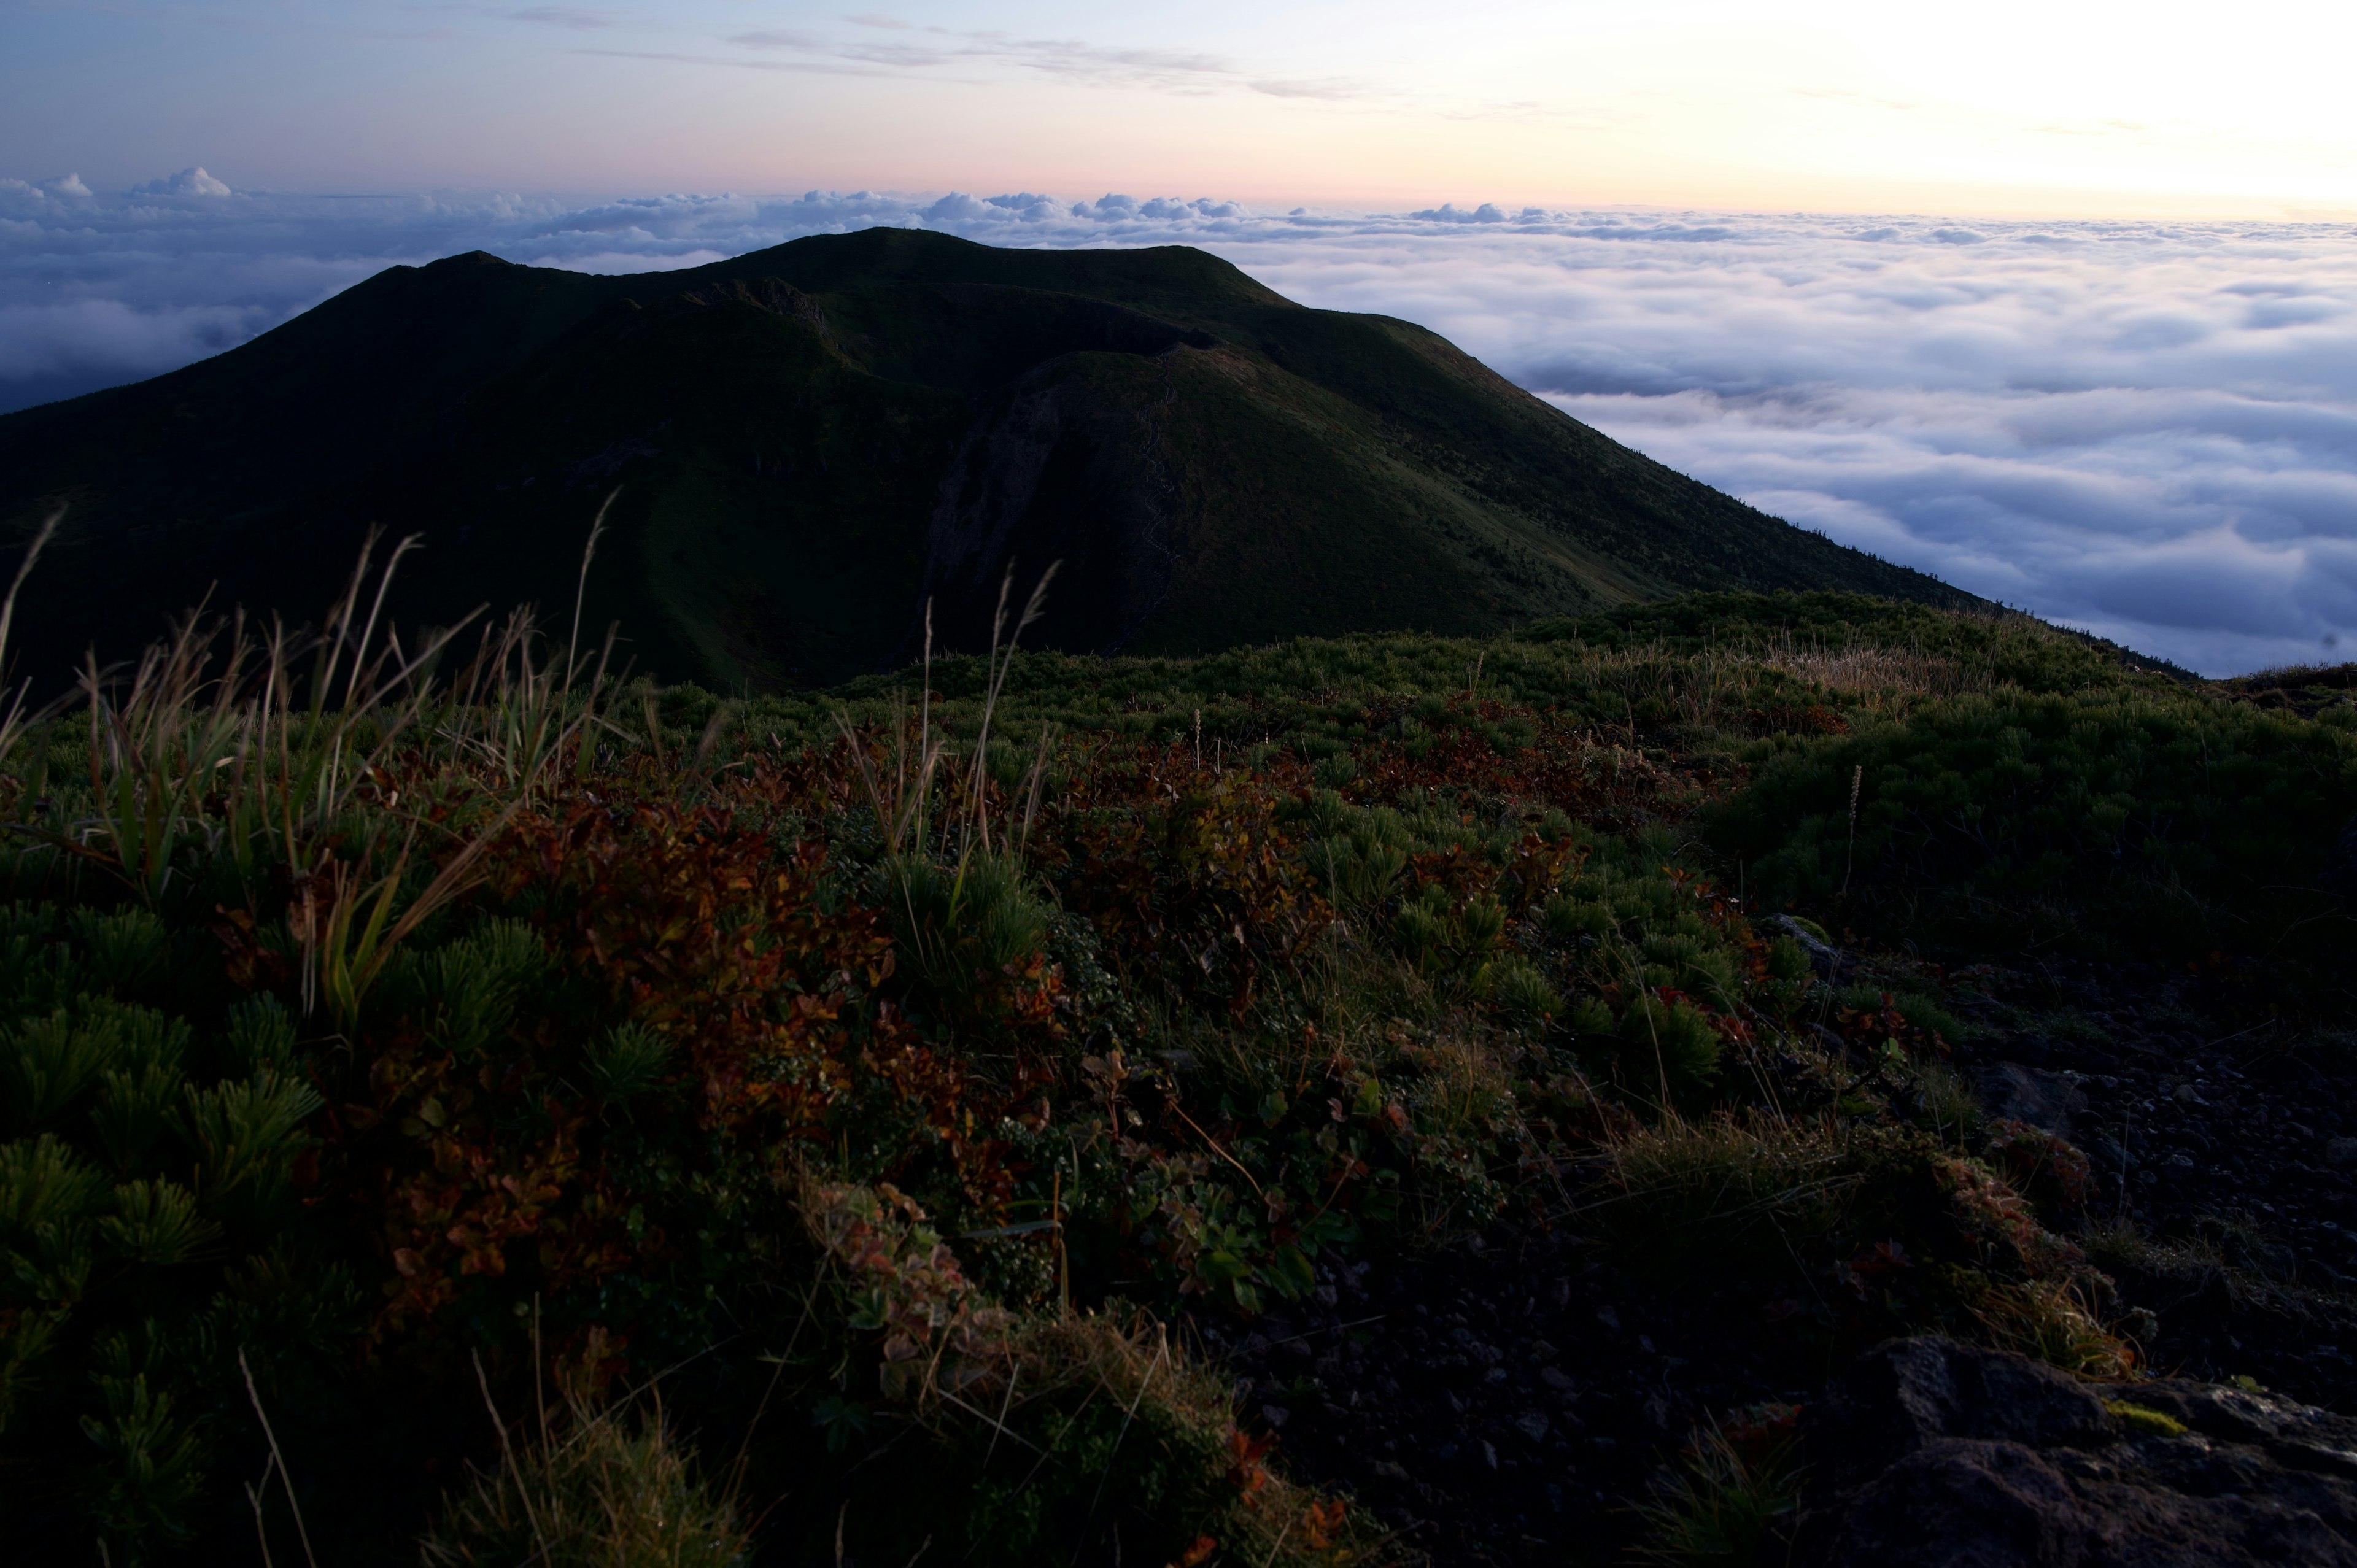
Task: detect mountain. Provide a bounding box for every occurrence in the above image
[0,228,1977,690]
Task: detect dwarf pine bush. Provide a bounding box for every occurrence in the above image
[1714,687,2357,955]
[5,559,2347,1562]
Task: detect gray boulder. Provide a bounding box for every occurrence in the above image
[1792,1337,2357,1566]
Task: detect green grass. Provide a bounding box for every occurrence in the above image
[1,571,2348,1563]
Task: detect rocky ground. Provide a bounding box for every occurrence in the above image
[1198,1220,1802,1563]
[1792,1335,2357,1567]
[1202,948,2357,1564]
[1950,953,2357,1401]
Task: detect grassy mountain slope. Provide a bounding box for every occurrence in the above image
[6,580,2350,1566]
[0,230,1976,690]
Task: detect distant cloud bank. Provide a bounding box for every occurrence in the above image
[4,169,2355,675]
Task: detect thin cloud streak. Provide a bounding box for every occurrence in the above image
[3,171,2354,675]
[719,23,1374,100]
[509,7,618,29]
[571,48,902,77]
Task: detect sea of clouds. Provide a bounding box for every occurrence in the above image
[7,169,2355,676]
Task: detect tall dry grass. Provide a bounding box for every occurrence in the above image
[16,520,621,1026]
[420,1365,749,1568]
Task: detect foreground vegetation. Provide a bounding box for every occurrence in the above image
[3,548,2351,1564]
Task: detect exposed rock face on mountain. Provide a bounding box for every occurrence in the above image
[0,228,1975,689]
[1795,1337,2357,1566]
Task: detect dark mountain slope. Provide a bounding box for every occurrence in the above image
[0,229,1975,689]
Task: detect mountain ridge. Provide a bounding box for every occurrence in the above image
[0,228,1980,690]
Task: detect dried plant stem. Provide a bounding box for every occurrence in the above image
[474,1349,552,1566]
[0,505,61,678]
[239,1350,318,1568]
[566,489,617,688]
[1841,763,1864,895]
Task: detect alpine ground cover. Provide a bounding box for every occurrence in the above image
[2,551,2351,1566]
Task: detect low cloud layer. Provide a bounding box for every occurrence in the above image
[4,169,2354,675]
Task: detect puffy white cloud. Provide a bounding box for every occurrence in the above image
[1407,203,1509,223]
[2,176,2354,674]
[130,167,232,198]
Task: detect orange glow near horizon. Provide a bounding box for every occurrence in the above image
[5,2,2355,220]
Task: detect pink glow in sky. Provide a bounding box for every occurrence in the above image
[7,2,2357,217]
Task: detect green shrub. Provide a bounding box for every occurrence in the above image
[1488,957,1565,1022]
[0,576,2291,1561]
[1566,997,1617,1038]
[0,904,346,1558]
[586,1022,672,1103]
[1321,835,1408,911]
[1712,687,2357,957]
[1393,897,1448,971]
[1763,936,1810,983]
[1542,894,1614,941]
[1617,993,1724,1099]
[885,850,1055,1019]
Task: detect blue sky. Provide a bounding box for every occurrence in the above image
[12,2,2357,214]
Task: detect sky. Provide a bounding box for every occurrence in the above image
[12,2,2357,216]
[6,2,2357,674]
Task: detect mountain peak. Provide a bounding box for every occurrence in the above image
[0,232,1972,692]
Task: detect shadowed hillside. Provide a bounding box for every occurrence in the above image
[0,229,1975,690]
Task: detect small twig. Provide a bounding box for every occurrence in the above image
[0,506,61,682]
[1841,762,1863,896]
[1075,1329,1169,1561]
[239,1350,318,1568]
[1054,1167,1069,1316]
[474,1349,549,1566]
[1256,1313,1388,1350]
[245,1464,279,1568]
[731,1281,821,1494]
[1258,1504,1304,1568]
[939,1385,1050,1458]
[1165,1099,1267,1202]
[983,1361,1022,1465]
[1009,1376,1101,1494]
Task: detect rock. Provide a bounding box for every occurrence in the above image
[1794,1337,2357,1566]
[1817,1437,2357,1567]
[1818,1439,2100,1566]
[2129,1378,2357,1464]
[1973,1062,2089,1140]
[1808,1337,2117,1487]
[2326,1137,2357,1167]
[1513,1411,1549,1442]
[1772,914,1850,982]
